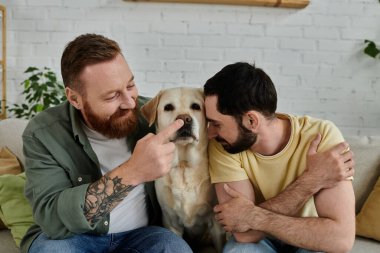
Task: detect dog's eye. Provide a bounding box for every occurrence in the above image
[191,103,201,111]
[164,104,175,111]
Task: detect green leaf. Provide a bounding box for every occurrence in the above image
[23,79,30,89]
[46,81,55,88]
[24,67,38,73]
[364,40,380,58]
[35,104,44,112]
[29,75,40,82]
[45,72,57,82]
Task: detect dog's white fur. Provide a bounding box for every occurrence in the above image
[141,87,224,252]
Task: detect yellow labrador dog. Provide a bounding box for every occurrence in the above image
[141,87,224,252]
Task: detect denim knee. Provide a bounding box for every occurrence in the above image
[135,226,191,253]
[223,237,277,253]
[28,233,89,253]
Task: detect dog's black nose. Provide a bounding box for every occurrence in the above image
[176,114,192,124]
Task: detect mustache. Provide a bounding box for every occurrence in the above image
[110,108,133,119]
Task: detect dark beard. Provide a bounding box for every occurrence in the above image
[216,121,257,154]
[83,101,138,139]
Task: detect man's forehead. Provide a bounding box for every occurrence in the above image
[205,96,217,113]
[205,96,224,122]
[205,96,218,108]
[79,59,133,96]
[205,96,238,124]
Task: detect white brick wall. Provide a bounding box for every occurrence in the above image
[1,0,379,136]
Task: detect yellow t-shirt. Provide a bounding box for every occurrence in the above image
[208,113,345,218]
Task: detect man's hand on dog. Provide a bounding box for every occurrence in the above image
[123,119,184,185]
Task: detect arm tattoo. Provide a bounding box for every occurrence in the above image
[84,174,135,225]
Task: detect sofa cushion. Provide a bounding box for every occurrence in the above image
[0,173,34,247]
[0,118,29,166]
[0,230,19,253]
[352,236,380,252]
[345,136,380,213]
[0,147,23,175]
[0,147,23,231]
[356,176,380,241]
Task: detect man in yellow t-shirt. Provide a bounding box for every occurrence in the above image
[204,62,355,253]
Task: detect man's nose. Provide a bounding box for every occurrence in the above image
[120,94,136,109]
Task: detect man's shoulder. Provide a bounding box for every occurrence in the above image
[289,113,344,150]
[290,114,338,133]
[23,101,70,136]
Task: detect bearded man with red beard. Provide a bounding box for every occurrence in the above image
[20,34,192,253]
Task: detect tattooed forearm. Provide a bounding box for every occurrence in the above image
[84,174,135,225]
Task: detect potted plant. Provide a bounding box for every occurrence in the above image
[8,67,66,119]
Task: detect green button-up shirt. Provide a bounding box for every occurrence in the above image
[20,97,161,253]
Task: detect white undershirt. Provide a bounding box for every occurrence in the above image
[82,123,148,233]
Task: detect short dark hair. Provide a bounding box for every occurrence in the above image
[204,62,277,118]
[61,33,121,92]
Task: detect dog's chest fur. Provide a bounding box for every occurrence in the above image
[155,145,213,228]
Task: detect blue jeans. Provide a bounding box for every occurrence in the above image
[28,226,192,253]
[223,237,323,253]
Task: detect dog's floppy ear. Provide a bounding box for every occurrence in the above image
[197,87,204,98]
[141,91,162,127]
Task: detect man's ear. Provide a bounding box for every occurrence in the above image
[65,87,83,110]
[245,111,260,131]
[140,91,162,127]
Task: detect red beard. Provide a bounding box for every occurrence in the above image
[83,101,138,139]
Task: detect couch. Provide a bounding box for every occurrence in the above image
[0,118,379,253]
